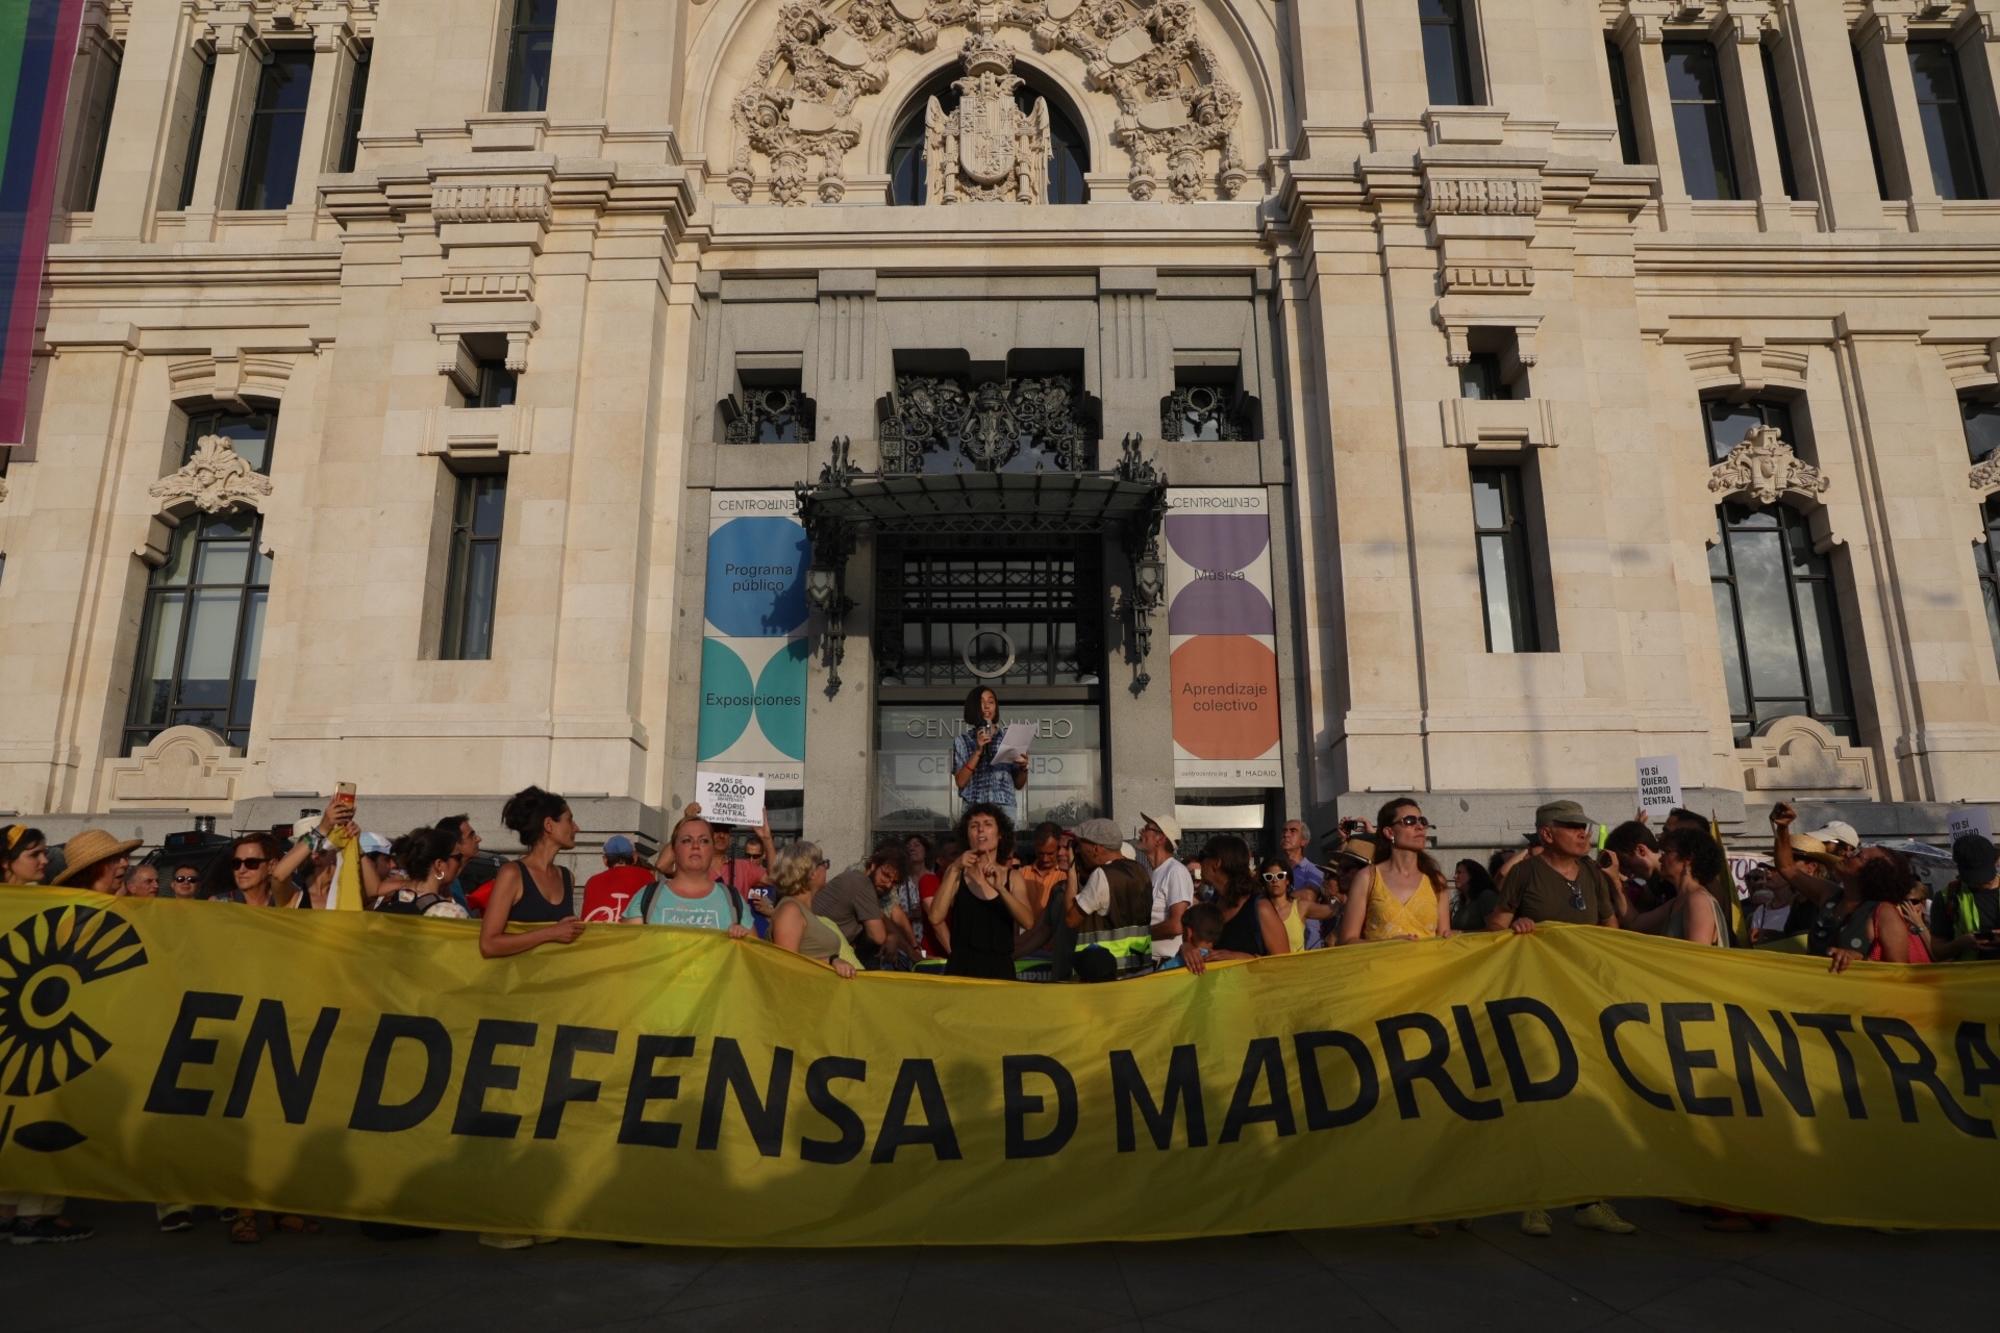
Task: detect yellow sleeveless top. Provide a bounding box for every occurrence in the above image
[1277,897,1305,954]
[1362,866,1439,942]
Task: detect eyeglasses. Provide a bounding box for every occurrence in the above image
[1261,871,1289,882]
[1392,816,1433,829]
[814,858,831,870]
[171,874,200,885]
[230,857,268,871]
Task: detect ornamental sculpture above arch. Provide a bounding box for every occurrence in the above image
[728,0,1250,206]
[1707,425,1830,509]
[148,435,273,516]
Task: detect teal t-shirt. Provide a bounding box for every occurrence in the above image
[622,880,741,930]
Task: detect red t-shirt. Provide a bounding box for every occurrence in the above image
[582,865,657,924]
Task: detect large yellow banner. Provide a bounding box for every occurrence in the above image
[2,887,1997,1244]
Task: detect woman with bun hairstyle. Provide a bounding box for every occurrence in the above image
[1338,797,1453,945]
[479,785,584,960]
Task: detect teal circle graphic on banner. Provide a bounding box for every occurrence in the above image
[696,639,756,760]
[705,518,810,637]
[756,639,811,761]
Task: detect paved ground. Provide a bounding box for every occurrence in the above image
[5,1199,1981,1331]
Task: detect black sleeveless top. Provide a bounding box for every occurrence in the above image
[947,885,1019,980]
[1217,894,1271,956]
[506,860,574,922]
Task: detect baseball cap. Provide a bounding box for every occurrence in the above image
[604,834,636,857]
[1952,833,1998,886]
[1534,799,1593,828]
[359,832,393,857]
[1073,818,1122,850]
[1140,811,1183,846]
[1803,820,1860,850]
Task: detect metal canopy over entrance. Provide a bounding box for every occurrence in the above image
[794,435,1169,693]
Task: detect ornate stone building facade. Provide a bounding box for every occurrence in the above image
[3,0,1999,861]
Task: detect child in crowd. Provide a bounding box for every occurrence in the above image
[1156,903,1224,972]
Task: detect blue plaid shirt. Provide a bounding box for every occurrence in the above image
[952,727,1019,811]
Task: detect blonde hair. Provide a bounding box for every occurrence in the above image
[766,841,823,899]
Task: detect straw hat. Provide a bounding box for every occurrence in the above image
[1328,834,1380,868]
[52,828,143,886]
[1787,832,1844,872]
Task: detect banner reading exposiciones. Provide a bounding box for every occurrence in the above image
[1,888,1996,1244]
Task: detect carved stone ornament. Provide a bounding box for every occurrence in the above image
[148,435,273,515]
[730,1,1248,206]
[881,372,1092,472]
[1972,452,2000,494]
[923,25,1052,203]
[1707,425,1829,507]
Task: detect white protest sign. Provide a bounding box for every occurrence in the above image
[1947,806,1994,843]
[1636,755,1682,821]
[696,771,766,827]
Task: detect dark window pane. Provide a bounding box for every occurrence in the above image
[132,592,186,725]
[1712,583,1749,716]
[1794,577,1849,717]
[176,55,215,210]
[442,472,507,660]
[180,589,244,706]
[1762,43,1800,199]
[1420,0,1476,106]
[1909,42,1988,200]
[1608,39,1642,166]
[1478,534,1520,652]
[75,51,121,211]
[1731,528,1807,701]
[502,1,558,114]
[232,591,266,728]
[1666,42,1739,200]
[336,55,369,173]
[472,476,507,536]
[237,50,315,210]
[1963,399,2000,462]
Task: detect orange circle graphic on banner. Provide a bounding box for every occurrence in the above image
[1171,636,1280,760]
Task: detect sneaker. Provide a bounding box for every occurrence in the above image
[1519,1209,1552,1238]
[1575,1202,1638,1235]
[157,1208,194,1234]
[10,1216,95,1245]
[1409,1222,1441,1240]
[478,1233,535,1250]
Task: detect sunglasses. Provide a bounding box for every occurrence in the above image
[1261,871,1289,882]
[814,858,831,869]
[1552,821,1589,831]
[1392,816,1433,829]
[171,873,200,884]
[230,857,268,871]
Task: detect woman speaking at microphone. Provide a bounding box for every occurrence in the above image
[950,685,1027,818]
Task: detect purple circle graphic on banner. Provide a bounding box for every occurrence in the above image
[1169,578,1275,635]
[1165,514,1270,573]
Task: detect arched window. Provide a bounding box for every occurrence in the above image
[1702,398,1856,744]
[888,67,1089,205]
[126,407,277,753]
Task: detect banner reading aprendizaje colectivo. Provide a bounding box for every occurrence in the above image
[1,887,1996,1244]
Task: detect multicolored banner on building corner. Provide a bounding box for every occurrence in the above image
[1165,487,1281,787]
[696,491,810,788]
[0,0,86,446]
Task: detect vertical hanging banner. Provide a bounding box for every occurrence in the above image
[1165,489,1281,787]
[0,0,86,446]
[697,492,811,788]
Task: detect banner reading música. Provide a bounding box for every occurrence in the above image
[1,1,87,445]
[1165,488,1281,786]
[697,492,810,788]
[3,888,1997,1244]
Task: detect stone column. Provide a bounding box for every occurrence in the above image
[1856,4,1944,228]
[84,2,195,240]
[1713,3,1793,228]
[179,16,268,242]
[1278,0,1368,162]
[814,270,878,443]
[1616,3,1693,228]
[1778,0,1890,230]
[283,17,360,240]
[1355,0,1430,152]
[547,0,615,121]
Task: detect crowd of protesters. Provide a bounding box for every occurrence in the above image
[3,719,1996,1246]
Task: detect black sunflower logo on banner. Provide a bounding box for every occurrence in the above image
[0,903,148,1098]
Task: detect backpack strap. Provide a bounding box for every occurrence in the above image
[638,881,659,922]
[723,880,746,926]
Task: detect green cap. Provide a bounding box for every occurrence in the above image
[1534,799,1592,828]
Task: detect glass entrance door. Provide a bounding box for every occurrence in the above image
[872,537,1106,839]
